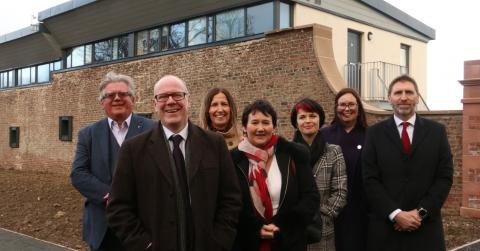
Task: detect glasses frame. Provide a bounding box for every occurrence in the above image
[337,102,357,111]
[101,91,132,101]
[154,92,188,102]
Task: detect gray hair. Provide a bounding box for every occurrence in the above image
[98,71,136,101]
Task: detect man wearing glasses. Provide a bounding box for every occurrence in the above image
[71,71,156,251]
[107,75,242,251]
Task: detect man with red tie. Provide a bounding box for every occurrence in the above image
[362,75,453,251]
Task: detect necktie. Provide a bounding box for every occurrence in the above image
[170,135,189,202]
[401,122,411,153]
[169,135,193,251]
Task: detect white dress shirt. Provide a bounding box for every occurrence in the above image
[108,114,132,146]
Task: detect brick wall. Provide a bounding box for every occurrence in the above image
[0,26,464,215]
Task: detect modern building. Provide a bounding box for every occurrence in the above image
[0,0,438,172]
[1,0,434,104]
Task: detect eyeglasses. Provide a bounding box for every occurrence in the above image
[337,103,357,110]
[102,91,132,100]
[154,92,188,102]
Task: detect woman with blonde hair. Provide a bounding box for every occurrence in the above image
[200,87,242,149]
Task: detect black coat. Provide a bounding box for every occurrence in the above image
[106,123,242,251]
[362,115,453,251]
[231,137,320,251]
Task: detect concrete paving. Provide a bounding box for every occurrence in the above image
[0,228,74,251]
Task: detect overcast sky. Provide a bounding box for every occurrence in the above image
[1,0,477,110]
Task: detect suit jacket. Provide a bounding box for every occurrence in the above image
[362,115,453,251]
[70,114,156,249]
[106,122,242,251]
[231,137,319,251]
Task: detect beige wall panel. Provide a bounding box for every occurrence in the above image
[294,5,428,99]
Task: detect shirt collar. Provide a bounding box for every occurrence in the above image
[108,113,132,129]
[163,122,189,141]
[393,113,416,127]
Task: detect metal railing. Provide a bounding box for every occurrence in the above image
[343,61,429,110]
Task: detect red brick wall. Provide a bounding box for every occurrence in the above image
[0,26,464,215]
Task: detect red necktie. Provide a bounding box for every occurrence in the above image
[401,122,411,153]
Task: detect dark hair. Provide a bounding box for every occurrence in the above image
[200,87,238,131]
[331,88,368,129]
[290,98,325,129]
[241,99,277,128]
[388,74,419,96]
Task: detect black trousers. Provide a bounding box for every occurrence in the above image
[91,228,126,251]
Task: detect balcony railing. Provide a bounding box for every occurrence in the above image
[343,61,429,110]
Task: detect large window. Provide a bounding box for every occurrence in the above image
[216,8,245,41]
[188,17,207,46]
[170,22,186,49]
[247,3,274,35]
[279,2,291,29]
[37,63,50,83]
[95,40,113,62]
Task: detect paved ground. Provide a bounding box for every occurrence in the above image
[0,228,74,251]
[452,239,480,251]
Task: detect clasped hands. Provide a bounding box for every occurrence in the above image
[393,209,421,232]
[260,224,280,239]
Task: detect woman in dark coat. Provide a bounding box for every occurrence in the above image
[320,88,368,251]
[231,99,319,251]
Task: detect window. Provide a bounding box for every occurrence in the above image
[71,46,85,67]
[118,35,130,59]
[207,16,214,43]
[9,127,20,148]
[8,70,14,87]
[85,44,93,64]
[136,30,149,56]
[188,17,207,46]
[169,22,186,49]
[20,67,31,85]
[149,29,160,52]
[400,44,410,74]
[279,2,291,29]
[95,40,113,62]
[247,3,274,35]
[216,8,245,41]
[59,116,73,141]
[37,63,50,83]
[161,26,169,51]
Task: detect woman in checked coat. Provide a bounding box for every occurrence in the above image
[291,98,348,251]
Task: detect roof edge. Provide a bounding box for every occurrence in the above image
[38,0,97,21]
[360,0,435,40]
[0,25,43,44]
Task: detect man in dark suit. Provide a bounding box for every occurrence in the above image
[106,75,242,251]
[362,75,453,251]
[71,71,156,251]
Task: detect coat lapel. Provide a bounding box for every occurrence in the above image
[125,114,143,140]
[410,116,428,156]
[93,118,112,179]
[382,117,407,155]
[185,123,203,183]
[147,124,173,186]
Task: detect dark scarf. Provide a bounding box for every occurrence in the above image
[293,130,326,167]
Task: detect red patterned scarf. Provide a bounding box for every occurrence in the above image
[238,135,279,251]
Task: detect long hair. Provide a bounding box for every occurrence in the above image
[331,88,367,129]
[200,87,238,132]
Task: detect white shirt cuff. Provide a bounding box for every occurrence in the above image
[389,209,402,222]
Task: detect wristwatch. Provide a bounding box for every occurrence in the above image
[418,207,428,220]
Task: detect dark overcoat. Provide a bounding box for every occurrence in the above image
[71,114,156,249]
[231,137,320,251]
[362,115,453,251]
[106,122,242,251]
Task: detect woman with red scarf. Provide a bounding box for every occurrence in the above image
[231,99,319,251]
